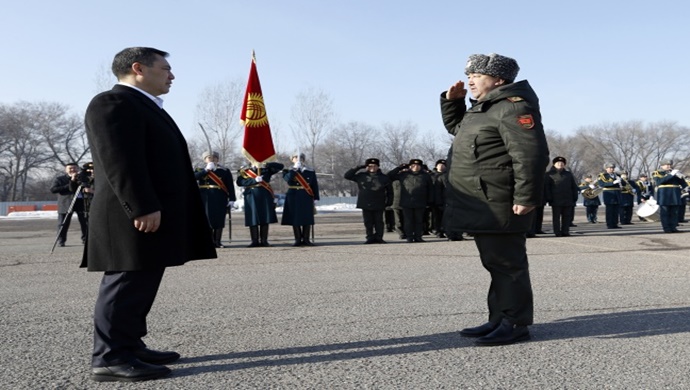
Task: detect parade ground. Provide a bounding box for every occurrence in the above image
[2,210,690,389]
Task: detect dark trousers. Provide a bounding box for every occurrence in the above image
[431,205,445,236]
[528,206,544,234]
[679,203,687,222]
[473,233,533,326]
[92,268,165,367]
[619,206,634,224]
[384,209,395,232]
[362,209,384,240]
[605,204,620,228]
[393,208,405,236]
[585,205,598,223]
[57,210,88,244]
[551,206,573,236]
[402,207,425,240]
[659,205,679,232]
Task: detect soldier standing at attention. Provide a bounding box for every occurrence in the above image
[282,153,320,246]
[387,159,434,243]
[344,158,392,244]
[618,171,639,225]
[237,161,284,247]
[431,159,448,239]
[597,163,622,229]
[195,151,236,248]
[441,53,549,346]
[652,159,688,233]
[544,156,579,237]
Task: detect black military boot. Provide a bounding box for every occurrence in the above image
[259,224,271,247]
[292,226,302,246]
[301,225,314,246]
[213,228,225,248]
[248,226,260,247]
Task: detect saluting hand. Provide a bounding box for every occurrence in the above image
[134,211,161,233]
[446,81,467,100]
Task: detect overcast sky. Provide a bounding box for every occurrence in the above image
[2,0,688,149]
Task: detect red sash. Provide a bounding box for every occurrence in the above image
[294,171,315,198]
[243,168,275,197]
[206,170,229,195]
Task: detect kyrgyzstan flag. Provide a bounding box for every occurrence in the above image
[240,51,276,165]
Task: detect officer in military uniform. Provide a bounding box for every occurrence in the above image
[578,174,601,223]
[431,159,448,238]
[282,153,320,246]
[618,170,639,225]
[597,163,623,229]
[544,156,579,237]
[194,151,236,248]
[344,158,392,244]
[236,161,284,246]
[652,159,688,233]
[387,159,433,243]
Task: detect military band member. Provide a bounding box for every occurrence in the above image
[618,171,639,225]
[344,158,392,244]
[652,160,688,233]
[597,163,622,229]
[680,177,690,223]
[578,174,601,224]
[387,159,433,243]
[635,173,654,204]
[236,161,284,247]
[195,151,236,248]
[282,153,320,246]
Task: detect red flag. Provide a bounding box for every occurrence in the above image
[240,51,276,165]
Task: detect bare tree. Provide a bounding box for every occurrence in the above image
[378,121,420,169]
[290,87,335,169]
[194,78,244,166]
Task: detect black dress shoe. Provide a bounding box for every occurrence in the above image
[133,348,180,365]
[364,238,376,244]
[376,238,388,244]
[414,237,426,243]
[475,319,530,346]
[91,359,171,382]
[459,321,499,337]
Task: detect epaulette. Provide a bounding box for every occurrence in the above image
[598,172,612,182]
[506,96,524,103]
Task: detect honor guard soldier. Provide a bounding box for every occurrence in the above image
[195,151,236,248]
[618,171,639,225]
[578,174,601,223]
[388,159,434,243]
[597,163,623,229]
[344,158,392,244]
[652,159,688,233]
[237,161,284,246]
[282,153,320,246]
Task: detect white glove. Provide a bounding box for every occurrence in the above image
[613,179,621,184]
[205,162,216,171]
[294,161,302,169]
[671,169,679,176]
[589,184,596,189]
[254,176,263,183]
[227,201,235,208]
[314,200,319,205]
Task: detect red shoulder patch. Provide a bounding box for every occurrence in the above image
[517,114,535,129]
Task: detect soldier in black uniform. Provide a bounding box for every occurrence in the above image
[430,159,448,238]
[194,151,236,248]
[597,163,622,229]
[388,159,433,243]
[344,158,392,244]
[544,156,579,237]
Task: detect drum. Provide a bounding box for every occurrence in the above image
[636,202,660,222]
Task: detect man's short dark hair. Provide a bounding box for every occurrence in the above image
[111,47,169,79]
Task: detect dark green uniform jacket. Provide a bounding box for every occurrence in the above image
[440,80,549,233]
[344,167,392,210]
[387,167,433,209]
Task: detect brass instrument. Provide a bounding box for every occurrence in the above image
[582,187,603,199]
[621,182,634,194]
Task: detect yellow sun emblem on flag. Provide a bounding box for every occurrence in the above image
[244,93,269,127]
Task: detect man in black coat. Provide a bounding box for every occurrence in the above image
[544,156,579,237]
[344,158,392,244]
[83,47,217,382]
[388,159,433,243]
[50,162,90,246]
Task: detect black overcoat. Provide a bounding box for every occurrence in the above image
[82,85,217,271]
[344,167,391,211]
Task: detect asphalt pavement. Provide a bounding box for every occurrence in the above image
[1,209,690,389]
